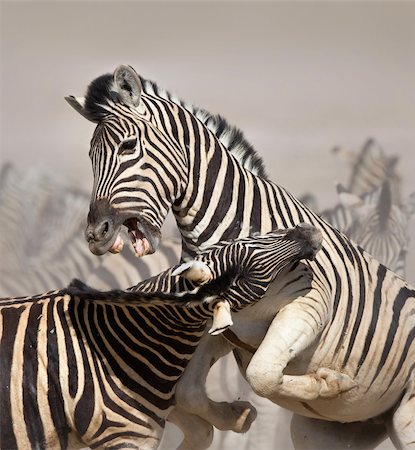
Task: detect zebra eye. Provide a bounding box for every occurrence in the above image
[119,138,137,155]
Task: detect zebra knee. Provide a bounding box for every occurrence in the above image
[245,360,282,398]
[388,398,415,449]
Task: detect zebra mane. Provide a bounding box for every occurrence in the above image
[376,181,392,232]
[66,275,232,307]
[84,73,268,178]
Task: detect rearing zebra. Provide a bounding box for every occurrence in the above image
[0,226,318,450]
[67,65,415,448]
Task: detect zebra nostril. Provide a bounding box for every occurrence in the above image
[96,219,113,240]
[85,219,113,243]
[102,221,109,236]
[86,229,95,243]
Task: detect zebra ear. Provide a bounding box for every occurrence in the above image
[65,95,98,123]
[113,65,142,107]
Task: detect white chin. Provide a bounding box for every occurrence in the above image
[109,234,124,254]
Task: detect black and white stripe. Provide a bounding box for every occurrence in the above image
[67,66,415,448]
[300,140,415,278]
[0,226,318,450]
[333,138,401,202]
[320,181,414,277]
[0,164,181,297]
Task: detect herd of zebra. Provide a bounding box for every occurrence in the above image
[1,64,415,449]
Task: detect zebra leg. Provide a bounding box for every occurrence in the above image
[167,405,214,450]
[388,372,415,449]
[246,295,356,401]
[175,332,257,433]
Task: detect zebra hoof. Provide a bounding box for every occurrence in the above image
[315,368,358,398]
[172,260,213,284]
[209,301,233,335]
[227,401,257,433]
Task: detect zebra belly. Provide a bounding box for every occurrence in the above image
[230,297,412,422]
[274,332,408,421]
[267,382,402,423]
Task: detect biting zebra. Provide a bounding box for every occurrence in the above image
[66,65,415,448]
[0,225,319,450]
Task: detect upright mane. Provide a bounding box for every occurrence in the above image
[84,73,268,178]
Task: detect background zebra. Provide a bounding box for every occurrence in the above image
[300,139,415,278]
[0,225,320,450]
[0,164,181,297]
[66,65,415,449]
[333,138,402,201]
[322,181,415,278]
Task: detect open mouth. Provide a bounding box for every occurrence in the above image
[109,217,156,257]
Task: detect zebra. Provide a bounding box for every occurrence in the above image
[66,65,415,448]
[0,163,181,297]
[320,181,415,278]
[0,225,320,450]
[332,138,402,203]
[300,139,415,278]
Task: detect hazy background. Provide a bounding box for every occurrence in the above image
[2,1,415,206]
[1,2,415,449]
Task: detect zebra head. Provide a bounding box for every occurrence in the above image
[66,66,187,256]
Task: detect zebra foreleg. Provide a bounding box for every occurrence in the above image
[175,332,257,433]
[388,371,415,449]
[167,405,214,450]
[246,295,356,401]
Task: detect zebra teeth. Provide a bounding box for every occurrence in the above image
[124,218,149,255]
[109,234,124,254]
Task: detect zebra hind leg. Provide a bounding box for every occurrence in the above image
[388,372,415,449]
[246,295,357,401]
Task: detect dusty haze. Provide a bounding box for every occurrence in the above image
[1,2,415,449]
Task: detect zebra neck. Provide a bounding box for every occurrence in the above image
[140,78,266,178]
[141,85,330,256]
